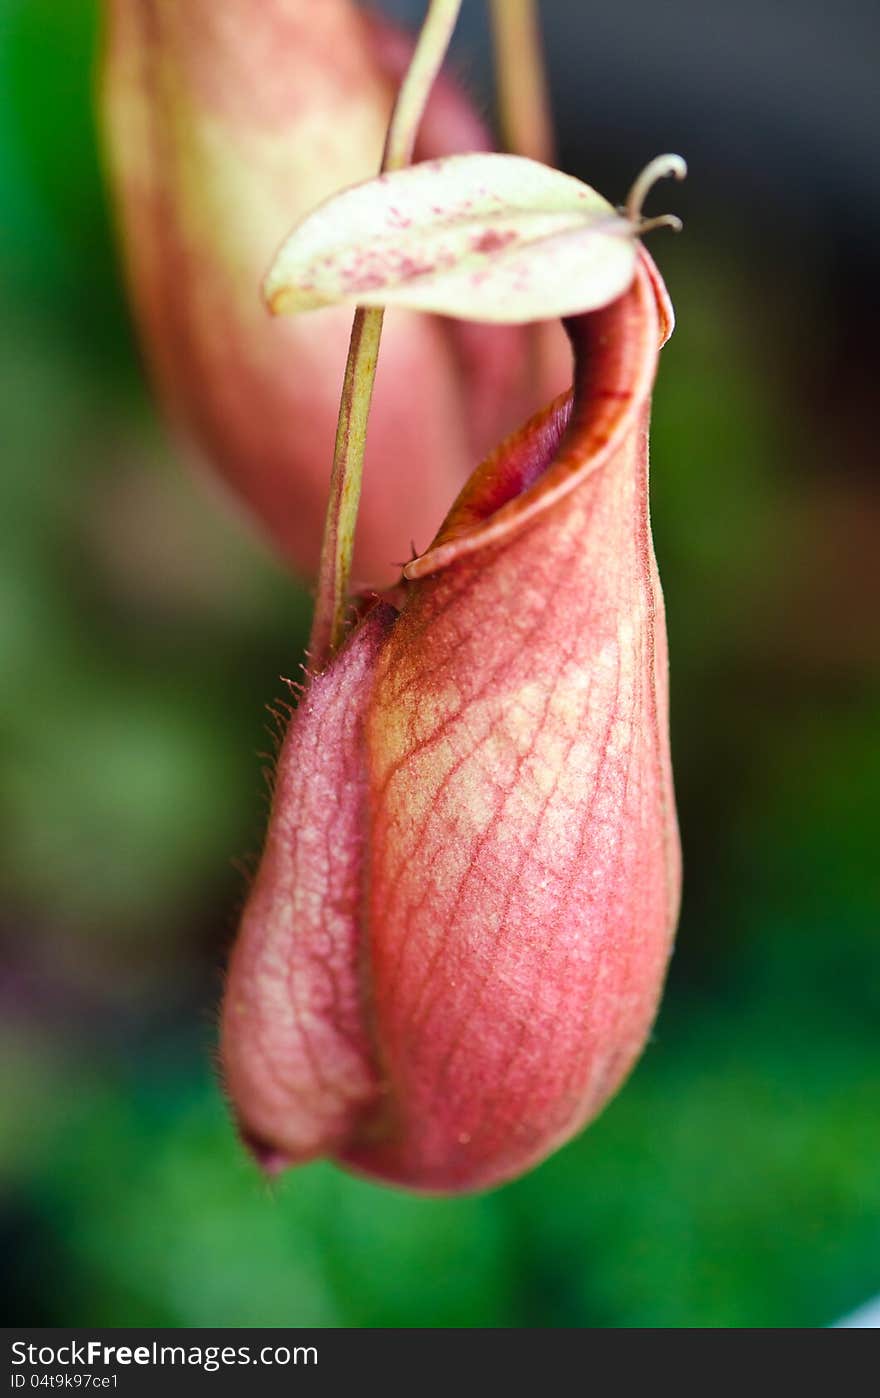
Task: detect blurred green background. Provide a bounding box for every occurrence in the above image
[1,0,878,1328]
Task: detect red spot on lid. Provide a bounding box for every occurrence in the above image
[474,228,517,254]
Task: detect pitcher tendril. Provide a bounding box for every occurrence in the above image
[489,0,554,165]
[308,0,463,672]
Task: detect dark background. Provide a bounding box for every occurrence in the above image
[1,0,878,1326]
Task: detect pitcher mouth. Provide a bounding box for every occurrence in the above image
[404,247,672,582]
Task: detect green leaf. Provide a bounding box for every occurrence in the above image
[264,153,638,324]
